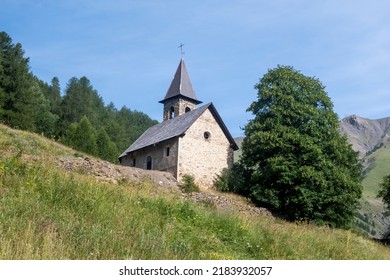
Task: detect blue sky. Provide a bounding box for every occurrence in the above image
[2,0,390,136]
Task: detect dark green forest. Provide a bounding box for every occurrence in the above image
[0,32,157,162]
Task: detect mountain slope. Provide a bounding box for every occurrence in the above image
[340,115,390,158]
[1,124,390,259]
[359,143,390,237]
[340,115,390,238]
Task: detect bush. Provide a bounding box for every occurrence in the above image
[179,174,200,193]
[213,163,250,195]
[213,168,230,192]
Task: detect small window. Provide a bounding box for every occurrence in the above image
[185,106,191,113]
[132,158,136,167]
[166,147,170,157]
[204,131,211,140]
[169,106,175,119]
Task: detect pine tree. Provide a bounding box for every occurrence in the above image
[0,32,37,130]
[30,80,58,136]
[65,116,98,156]
[96,127,118,162]
[60,77,104,129]
[0,32,159,163]
[46,77,62,116]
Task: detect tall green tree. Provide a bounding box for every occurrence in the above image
[59,76,105,135]
[0,32,160,163]
[240,65,362,228]
[96,127,118,162]
[0,31,37,130]
[64,116,98,156]
[115,106,158,152]
[30,79,58,136]
[45,77,62,116]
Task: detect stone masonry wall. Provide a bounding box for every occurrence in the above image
[178,108,234,187]
[121,138,179,177]
[163,98,197,121]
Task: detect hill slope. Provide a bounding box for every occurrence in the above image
[359,143,390,237]
[1,124,390,259]
[340,115,390,238]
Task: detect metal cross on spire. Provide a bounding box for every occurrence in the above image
[178,43,184,58]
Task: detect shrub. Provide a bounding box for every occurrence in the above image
[213,168,230,192]
[179,174,200,193]
[213,163,250,195]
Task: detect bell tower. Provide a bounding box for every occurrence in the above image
[159,59,202,121]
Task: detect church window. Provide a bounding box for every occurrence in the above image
[166,147,170,157]
[146,156,152,170]
[185,106,191,113]
[204,131,211,140]
[169,106,175,119]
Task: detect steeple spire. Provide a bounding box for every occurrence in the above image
[159,58,202,104]
[160,59,202,121]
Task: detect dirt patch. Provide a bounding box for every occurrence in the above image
[57,156,180,192]
[185,192,273,217]
[55,155,272,218]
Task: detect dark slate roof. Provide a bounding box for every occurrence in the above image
[119,103,238,158]
[159,59,202,104]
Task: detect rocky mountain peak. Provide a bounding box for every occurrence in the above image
[340,115,390,158]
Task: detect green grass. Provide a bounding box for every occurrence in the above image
[356,141,390,238]
[1,124,390,259]
[0,124,74,158]
[362,142,390,200]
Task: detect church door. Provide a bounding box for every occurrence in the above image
[146,156,152,170]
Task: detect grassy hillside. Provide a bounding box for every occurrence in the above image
[363,141,390,199]
[356,137,390,238]
[1,124,390,259]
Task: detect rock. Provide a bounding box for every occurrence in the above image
[340,115,390,158]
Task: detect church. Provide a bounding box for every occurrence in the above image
[119,59,238,187]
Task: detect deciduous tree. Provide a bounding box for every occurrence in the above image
[241,65,362,228]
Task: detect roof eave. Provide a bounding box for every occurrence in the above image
[158,94,202,104]
[207,103,239,151]
[118,135,183,159]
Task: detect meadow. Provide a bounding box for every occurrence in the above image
[1,124,390,259]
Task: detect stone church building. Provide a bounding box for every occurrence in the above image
[119,59,238,187]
